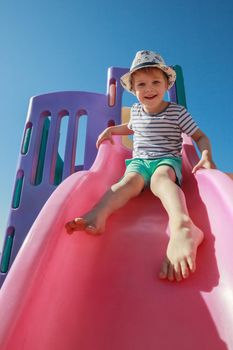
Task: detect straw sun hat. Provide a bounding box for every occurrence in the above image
[120,50,176,93]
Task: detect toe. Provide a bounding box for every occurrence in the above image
[174,263,182,282]
[159,258,169,279]
[168,263,175,282]
[65,221,77,233]
[180,260,189,279]
[65,224,74,234]
[85,225,99,235]
[65,217,88,234]
[187,256,196,273]
[73,217,87,230]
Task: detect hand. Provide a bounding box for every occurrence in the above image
[96,128,114,148]
[192,154,217,174]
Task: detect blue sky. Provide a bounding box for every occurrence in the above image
[1,0,233,248]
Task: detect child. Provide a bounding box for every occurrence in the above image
[65,50,216,282]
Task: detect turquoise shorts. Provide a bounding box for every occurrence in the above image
[124,157,182,187]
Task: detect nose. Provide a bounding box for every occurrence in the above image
[145,83,154,93]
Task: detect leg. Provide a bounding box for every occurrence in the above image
[66,172,145,235]
[150,166,204,282]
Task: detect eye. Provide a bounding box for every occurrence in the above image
[137,82,145,87]
[153,80,160,85]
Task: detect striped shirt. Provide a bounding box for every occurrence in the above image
[128,102,199,159]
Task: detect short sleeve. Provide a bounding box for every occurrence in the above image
[178,107,199,136]
[127,115,133,130]
[127,104,136,130]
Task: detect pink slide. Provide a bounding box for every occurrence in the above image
[0,136,233,350]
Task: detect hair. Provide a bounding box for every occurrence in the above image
[130,66,168,90]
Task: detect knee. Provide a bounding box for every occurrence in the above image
[150,167,176,192]
[114,173,144,196]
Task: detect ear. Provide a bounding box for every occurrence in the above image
[130,83,137,96]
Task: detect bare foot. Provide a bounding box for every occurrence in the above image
[159,221,204,282]
[65,211,106,235]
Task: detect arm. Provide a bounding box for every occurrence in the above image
[191,128,217,173]
[96,123,134,148]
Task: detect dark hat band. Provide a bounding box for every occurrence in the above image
[131,61,163,71]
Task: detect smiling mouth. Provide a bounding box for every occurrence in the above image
[145,95,157,100]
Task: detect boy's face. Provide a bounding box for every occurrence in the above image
[132,68,168,114]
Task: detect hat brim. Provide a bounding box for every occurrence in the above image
[120,64,176,94]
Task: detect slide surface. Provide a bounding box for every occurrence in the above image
[0,137,233,350]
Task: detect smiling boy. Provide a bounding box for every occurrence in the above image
[66,50,216,282]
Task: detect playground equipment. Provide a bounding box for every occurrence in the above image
[0,66,232,349]
[0,67,126,285]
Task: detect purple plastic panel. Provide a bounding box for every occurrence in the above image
[0,67,128,286]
